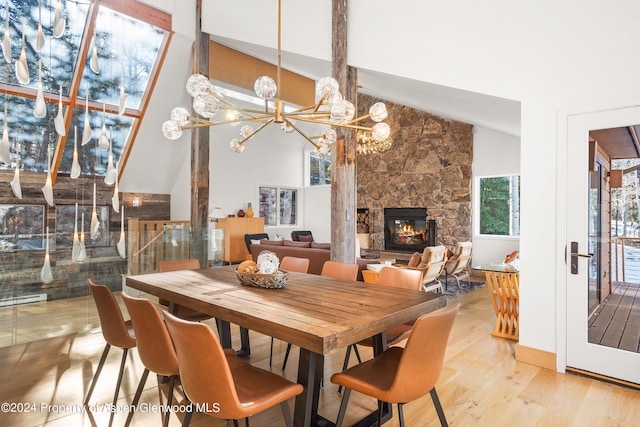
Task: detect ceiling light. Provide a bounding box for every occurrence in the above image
[161,0,390,157]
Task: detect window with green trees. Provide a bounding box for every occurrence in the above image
[479,175,520,236]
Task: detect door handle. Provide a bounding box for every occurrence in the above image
[570,242,592,274]
[571,253,592,258]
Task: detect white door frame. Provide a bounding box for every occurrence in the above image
[557,96,640,377]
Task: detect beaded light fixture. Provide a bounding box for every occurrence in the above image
[161,0,391,157]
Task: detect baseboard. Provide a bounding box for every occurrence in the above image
[515,344,556,370]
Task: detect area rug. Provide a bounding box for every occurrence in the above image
[440,278,486,299]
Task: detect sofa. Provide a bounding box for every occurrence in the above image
[249,239,376,279]
[250,240,331,275]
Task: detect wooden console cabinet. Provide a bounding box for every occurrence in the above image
[217,217,265,263]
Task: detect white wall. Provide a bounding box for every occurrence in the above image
[472,127,521,266]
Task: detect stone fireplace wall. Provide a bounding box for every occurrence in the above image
[356,94,473,251]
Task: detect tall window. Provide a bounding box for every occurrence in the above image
[0,205,45,250]
[259,186,298,226]
[308,151,331,186]
[478,175,520,236]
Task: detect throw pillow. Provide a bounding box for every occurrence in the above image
[260,239,284,246]
[408,252,422,268]
[298,234,314,242]
[283,240,312,248]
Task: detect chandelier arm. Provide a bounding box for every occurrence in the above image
[342,113,372,126]
[187,116,215,124]
[284,118,319,149]
[287,115,374,131]
[239,118,275,144]
[284,111,331,119]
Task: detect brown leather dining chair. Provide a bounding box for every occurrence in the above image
[85,279,136,427]
[270,256,310,366]
[331,303,460,427]
[280,260,359,371]
[121,292,180,427]
[163,311,304,427]
[158,259,211,321]
[321,260,359,281]
[338,267,423,392]
[279,256,311,273]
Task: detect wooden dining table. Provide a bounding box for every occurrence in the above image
[126,265,446,427]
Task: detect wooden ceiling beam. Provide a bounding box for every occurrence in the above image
[209,41,315,107]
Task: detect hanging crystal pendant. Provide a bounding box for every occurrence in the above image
[119,63,126,115]
[89,30,99,74]
[72,203,80,262]
[41,226,53,283]
[98,103,109,150]
[54,84,65,136]
[112,170,120,213]
[10,156,21,199]
[52,0,65,39]
[116,206,126,259]
[81,94,92,145]
[104,128,116,185]
[42,148,54,207]
[77,214,87,262]
[34,61,47,118]
[35,0,44,52]
[70,126,81,179]
[90,183,100,239]
[15,23,29,85]
[0,104,8,164]
[1,0,10,63]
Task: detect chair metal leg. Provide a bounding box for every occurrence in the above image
[124,368,150,427]
[164,375,178,427]
[84,343,110,405]
[244,417,248,427]
[270,337,274,366]
[353,344,362,363]
[282,343,292,371]
[338,345,353,394]
[183,403,193,426]
[281,401,294,427]
[109,348,130,426]
[335,388,351,427]
[430,387,448,427]
[397,403,405,427]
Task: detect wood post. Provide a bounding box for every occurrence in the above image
[331,0,357,263]
[191,0,210,267]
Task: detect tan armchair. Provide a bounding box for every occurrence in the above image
[403,246,448,294]
[442,241,473,289]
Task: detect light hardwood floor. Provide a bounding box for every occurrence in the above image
[1,288,639,426]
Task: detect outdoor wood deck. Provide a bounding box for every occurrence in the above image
[589,282,640,353]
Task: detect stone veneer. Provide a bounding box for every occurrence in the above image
[356,94,473,251]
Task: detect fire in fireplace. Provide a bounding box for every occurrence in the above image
[384,208,436,252]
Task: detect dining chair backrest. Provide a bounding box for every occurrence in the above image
[321,260,359,281]
[159,258,201,272]
[389,303,459,402]
[163,311,243,419]
[280,256,310,273]
[87,279,136,349]
[376,267,423,291]
[121,292,179,376]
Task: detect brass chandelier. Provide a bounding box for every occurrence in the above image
[161,0,391,156]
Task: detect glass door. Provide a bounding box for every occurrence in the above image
[588,162,601,315]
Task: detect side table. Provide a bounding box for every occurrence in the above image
[474,262,519,340]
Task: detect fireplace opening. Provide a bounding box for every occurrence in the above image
[384,208,436,252]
